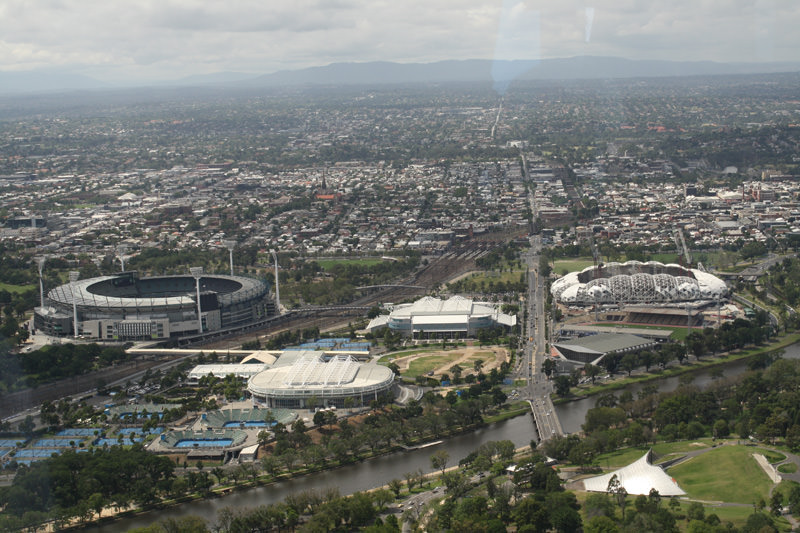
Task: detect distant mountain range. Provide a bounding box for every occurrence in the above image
[3,56,800,95]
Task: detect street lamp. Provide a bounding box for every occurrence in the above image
[190,266,204,332]
[223,240,236,276]
[35,256,46,308]
[69,271,80,338]
[270,249,281,315]
[116,244,128,272]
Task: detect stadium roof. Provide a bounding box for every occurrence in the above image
[554,333,654,354]
[552,333,657,365]
[559,324,674,341]
[188,364,269,380]
[248,351,394,398]
[582,450,686,496]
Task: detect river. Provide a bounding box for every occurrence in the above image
[555,341,800,433]
[85,416,540,531]
[86,341,800,531]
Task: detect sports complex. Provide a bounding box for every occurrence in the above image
[551,261,728,305]
[247,350,395,409]
[34,271,274,340]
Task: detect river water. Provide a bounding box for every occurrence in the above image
[555,342,800,433]
[87,341,800,531]
[86,416,540,531]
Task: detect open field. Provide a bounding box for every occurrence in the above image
[668,445,774,504]
[315,258,387,270]
[553,259,594,274]
[591,440,713,469]
[387,346,509,379]
[0,282,36,294]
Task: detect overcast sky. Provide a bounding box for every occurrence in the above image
[1,0,797,83]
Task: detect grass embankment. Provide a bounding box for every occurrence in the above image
[590,440,714,470]
[668,445,774,504]
[562,332,800,401]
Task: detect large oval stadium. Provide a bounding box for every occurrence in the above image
[551,261,728,305]
[34,271,274,340]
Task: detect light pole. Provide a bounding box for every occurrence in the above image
[69,271,80,338]
[224,240,236,276]
[190,267,204,332]
[270,249,281,315]
[116,244,128,272]
[35,256,46,308]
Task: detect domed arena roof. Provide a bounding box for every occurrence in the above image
[551,261,728,305]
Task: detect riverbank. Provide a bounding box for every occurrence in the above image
[62,403,533,531]
[554,332,800,405]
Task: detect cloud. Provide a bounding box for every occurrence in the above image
[0,0,798,83]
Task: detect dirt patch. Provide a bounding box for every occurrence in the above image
[388,346,508,379]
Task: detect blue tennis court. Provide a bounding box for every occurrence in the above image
[16,449,62,458]
[118,427,163,435]
[0,439,22,448]
[94,437,141,446]
[33,438,85,448]
[57,428,98,437]
[223,420,271,428]
[174,438,233,448]
[0,449,11,459]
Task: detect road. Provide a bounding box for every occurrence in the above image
[517,181,564,441]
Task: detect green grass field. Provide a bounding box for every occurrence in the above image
[590,441,713,469]
[553,259,595,274]
[778,463,797,474]
[590,322,690,341]
[315,258,387,270]
[0,282,36,294]
[404,352,465,378]
[668,446,774,504]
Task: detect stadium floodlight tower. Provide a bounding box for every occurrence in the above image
[68,271,80,338]
[189,266,204,332]
[223,240,236,276]
[35,256,46,308]
[116,244,128,272]
[270,249,281,314]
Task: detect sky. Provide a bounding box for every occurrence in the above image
[0,0,798,84]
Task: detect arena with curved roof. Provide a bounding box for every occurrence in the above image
[247,351,395,409]
[551,261,728,305]
[366,295,516,339]
[34,271,274,340]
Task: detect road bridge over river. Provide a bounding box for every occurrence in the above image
[520,181,565,441]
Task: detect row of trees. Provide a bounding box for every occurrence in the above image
[546,356,800,476]
[0,342,130,392]
[0,445,175,530]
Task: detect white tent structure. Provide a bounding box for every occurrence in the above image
[582,450,686,496]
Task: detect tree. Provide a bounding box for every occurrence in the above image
[620,353,638,376]
[584,363,602,384]
[554,375,571,397]
[388,478,403,497]
[430,449,449,476]
[584,515,620,533]
[542,358,557,378]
